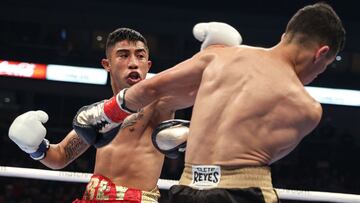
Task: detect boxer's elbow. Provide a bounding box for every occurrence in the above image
[309,102,323,124]
[40,144,71,169]
[303,102,323,133]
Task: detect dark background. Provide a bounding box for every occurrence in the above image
[0,0,359,202]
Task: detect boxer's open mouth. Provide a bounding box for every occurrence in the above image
[127,72,141,85]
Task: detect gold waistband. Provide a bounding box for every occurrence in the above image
[112,186,160,203]
[179,163,273,189]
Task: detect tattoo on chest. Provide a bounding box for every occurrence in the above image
[120,109,144,130]
[64,136,88,161]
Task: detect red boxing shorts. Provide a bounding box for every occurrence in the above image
[73,174,160,203]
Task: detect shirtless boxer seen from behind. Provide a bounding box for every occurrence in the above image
[72,3,345,203]
[8,23,242,202]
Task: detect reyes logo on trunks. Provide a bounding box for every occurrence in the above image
[191,165,221,188]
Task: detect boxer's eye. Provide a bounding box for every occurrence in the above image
[137,54,145,59]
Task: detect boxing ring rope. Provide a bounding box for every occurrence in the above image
[1,166,360,202]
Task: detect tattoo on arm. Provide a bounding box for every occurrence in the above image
[121,109,144,129]
[64,136,88,161]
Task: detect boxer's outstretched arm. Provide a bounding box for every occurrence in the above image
[125,52,212,112]
[123,22,241,111]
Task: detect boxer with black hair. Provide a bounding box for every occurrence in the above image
[75,3,345,203]
[9,23,242,202]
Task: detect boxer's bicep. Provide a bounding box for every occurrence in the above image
[153,56,207,111]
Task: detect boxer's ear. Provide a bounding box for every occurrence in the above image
[101,58,111,72]
[314,45,330,63]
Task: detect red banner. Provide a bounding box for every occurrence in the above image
[0,60,47,79]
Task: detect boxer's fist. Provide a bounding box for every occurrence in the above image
[193,22,242,50]
[8,110,50,160]
[152,119,189,159]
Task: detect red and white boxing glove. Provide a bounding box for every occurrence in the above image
[8,110,50,160]
[73,88,136,148]
[193,22,242,50]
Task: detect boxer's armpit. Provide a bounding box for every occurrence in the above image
[120,109,144,130]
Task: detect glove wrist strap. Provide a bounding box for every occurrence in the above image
[118,88,137,114]
[30,139,50,160]
[103,88,137,123]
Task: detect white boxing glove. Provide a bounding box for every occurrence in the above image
[8,110,50,160]
[193,22,242,50]
[152,119,189,159]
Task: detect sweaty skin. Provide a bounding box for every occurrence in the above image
[94,104,170,190]
[41,40,173,191]
[186,46,322,166]
[124,41,329,167]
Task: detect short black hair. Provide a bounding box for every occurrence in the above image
[285,2,346,57]
[105,28,149,57]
